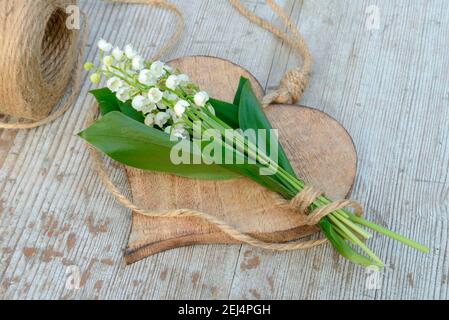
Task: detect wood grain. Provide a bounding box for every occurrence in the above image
[125,56,357,264]
[0,0,447,300]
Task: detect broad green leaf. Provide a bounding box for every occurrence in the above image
[118,100,145,123]
[208,77,248,129]
[209,98,240,129]
[90,88,120,115]
[237,77,297,178]
[90,87,144,123]
[233,77,246,106]
[79,111,295,197]
[79,111,240,180]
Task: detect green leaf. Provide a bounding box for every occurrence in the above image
[237,77,297,178]
[233,77,247,106]
[319,218,374,267]
[118,100,145,123]
[78,111,240,180]
[90,88,120,115]
[89,87,145,123]
[208,77,248,129]
[209,98,240,129]
[78,111,296,198]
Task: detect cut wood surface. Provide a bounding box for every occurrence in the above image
[125,56,357,264]
[0,0,447,300]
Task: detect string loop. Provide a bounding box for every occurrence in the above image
[229,0,312,107]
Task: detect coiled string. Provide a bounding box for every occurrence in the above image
[0,10,88,129]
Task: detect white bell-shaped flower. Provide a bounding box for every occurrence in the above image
[148,88,163,104]
[172,126,189,140]
[174,100,190,117]
[116,86,131,102]
[150,61,167,79]
[144,114,155,127]
[106,77,123,93]
[166,75,179,90]
[138,69,157,86]
[103,55,114,67]
[131,95,148,111]
[124,44,137,59]
[98,39,112,52]
[194,91,209,107]
[112,47,124,61]
[154,112,170,128]
[141,103,157,115]
[132,56,145,71]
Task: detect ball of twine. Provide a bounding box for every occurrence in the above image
[0,0,78,121]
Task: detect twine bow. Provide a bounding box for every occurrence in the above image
[289,186,363,226]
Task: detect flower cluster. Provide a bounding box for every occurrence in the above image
[85,39,213,139]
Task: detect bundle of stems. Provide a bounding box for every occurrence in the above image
[182,103,428,267]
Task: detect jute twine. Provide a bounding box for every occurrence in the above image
[0,0,88,129]
[86,0,365,252]
[229,0,313,107]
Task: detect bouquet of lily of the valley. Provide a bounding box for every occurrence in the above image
[80,39,428,267]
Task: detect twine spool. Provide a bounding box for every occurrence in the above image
[0,0,78,121]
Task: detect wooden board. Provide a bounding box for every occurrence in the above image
[2,0,445,300]
[124,56,357,264]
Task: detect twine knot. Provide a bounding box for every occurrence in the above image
[262,68,309,107]
[290,185,363,226]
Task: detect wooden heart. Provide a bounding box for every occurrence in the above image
[124,56,357,264]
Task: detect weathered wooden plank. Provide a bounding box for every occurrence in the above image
[0,0,448,300]
[228,0,449,300]
[1,0,281,300]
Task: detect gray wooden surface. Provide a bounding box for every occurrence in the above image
[0,0,448,300]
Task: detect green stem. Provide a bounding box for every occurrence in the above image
[327,215,383,266]
[347,214,429,253]
[334,225,356,245]
[186,106,427,266]
[334,211,372,239]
